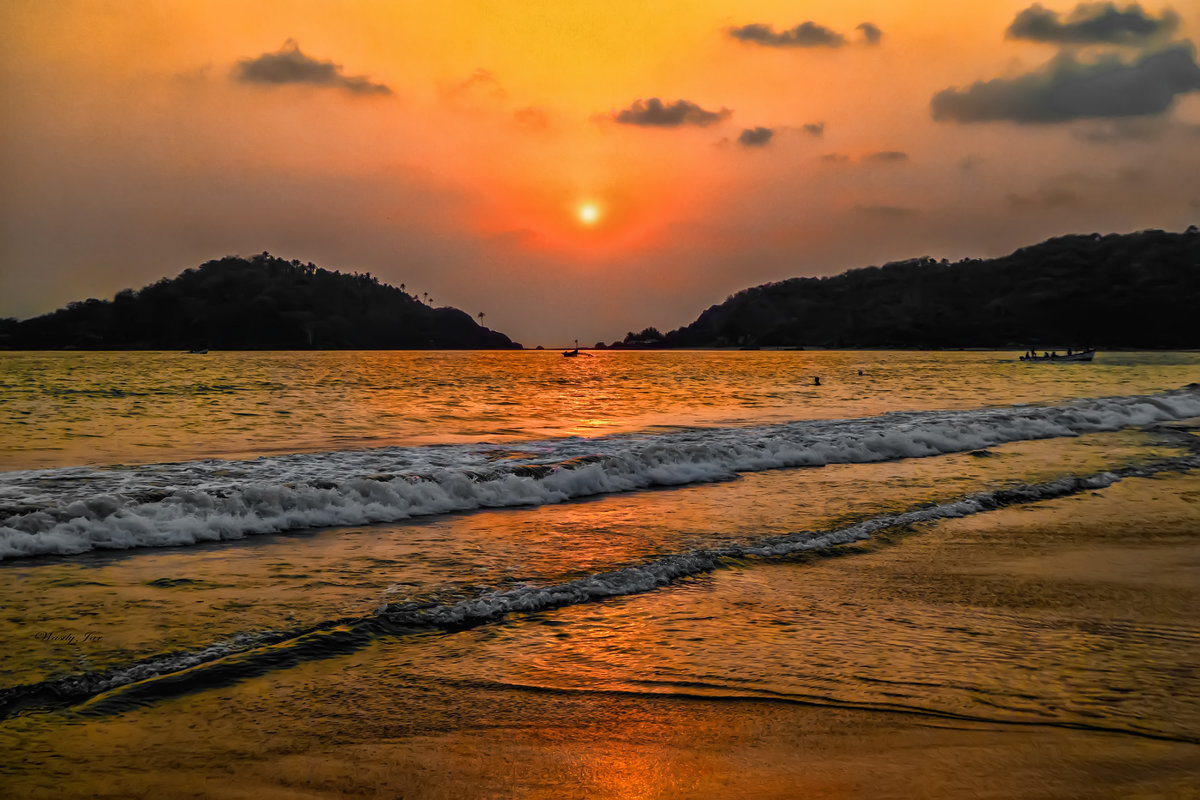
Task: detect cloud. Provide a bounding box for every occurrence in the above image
[1007,185,1084,209]
[1006,2,1180,46]
[931,43,1200,123]
[857,22,884,45]
[820,153,850,163]
[613,98,731,127]
[1006,170,1142,209]
[1073,116,1165,140]
[856,204,918,217]
[728,22,846,48]
[864,150,909,162]
[738,127,774,147]
[235,40,392,95]
[445,68,506,101]
[514,106,551,132]
[802,122,825,136]
[1074,116,1200,141]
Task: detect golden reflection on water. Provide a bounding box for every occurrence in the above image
[2,349,1198,469]
[2,468,1197,797]
[0,428,1179,690]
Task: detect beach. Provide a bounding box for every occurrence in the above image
[8,0,1200,792]
[2,351,1199,797]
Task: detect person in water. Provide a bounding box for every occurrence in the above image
[814,376,821,386]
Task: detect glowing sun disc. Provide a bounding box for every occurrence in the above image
[578,202,600,225]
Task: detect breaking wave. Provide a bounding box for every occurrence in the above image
[1,385,1199,561]
[2,451,1198,726]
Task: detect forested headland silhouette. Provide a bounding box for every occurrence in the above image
[0,253,520,350]
[607,228,1199,350]
[4,229,1198,351]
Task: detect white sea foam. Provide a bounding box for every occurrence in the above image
[9,455,1189,721]
[2,386,1198,560]
[397,471,1133,629]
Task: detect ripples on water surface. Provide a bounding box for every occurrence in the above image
[1,349,1199,797]
[2,349,1197,469]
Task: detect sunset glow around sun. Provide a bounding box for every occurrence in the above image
[578,202,601,226]
[2,0,1199,346]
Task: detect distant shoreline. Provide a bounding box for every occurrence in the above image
[3,346,1200,353]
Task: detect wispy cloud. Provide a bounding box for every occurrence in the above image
[856,204,918,217]
[444,68,506,101]
[864,150,909,163]
[857,22,884,45]
[514,106,551,133]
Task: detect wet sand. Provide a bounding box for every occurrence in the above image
[4,470,1198,798]
[10,694,1194,800]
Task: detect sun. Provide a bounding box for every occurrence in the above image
[578,202,601,225]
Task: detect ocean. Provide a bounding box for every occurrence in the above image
[2,350,1199,797]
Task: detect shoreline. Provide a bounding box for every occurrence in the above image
[4,467,1198,798]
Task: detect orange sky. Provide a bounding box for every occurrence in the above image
[2,0,1199,345]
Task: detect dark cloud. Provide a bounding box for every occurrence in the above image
[865,150,909,162]
[857,22,884,45]
[235,40,392,95]
[931,44,1200,123]
[738,127,774,147]
[728,22,846,48]
[820,153,850,163]
[614,98,731,127]
[856,204,918,217]
[802,122,825,136]
[1006,2,1179,45]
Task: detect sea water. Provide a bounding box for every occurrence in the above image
[1,349,1199,790]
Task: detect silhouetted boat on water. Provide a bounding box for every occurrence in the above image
[563,339,591,357]
[1019,348,1095,362]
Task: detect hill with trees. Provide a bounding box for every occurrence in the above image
[0,253,520,350]
[610,228,1199,349]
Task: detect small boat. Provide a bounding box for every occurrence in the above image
[1019,348,1095,362]
[563,339,591,357]
[187,348,209,354]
